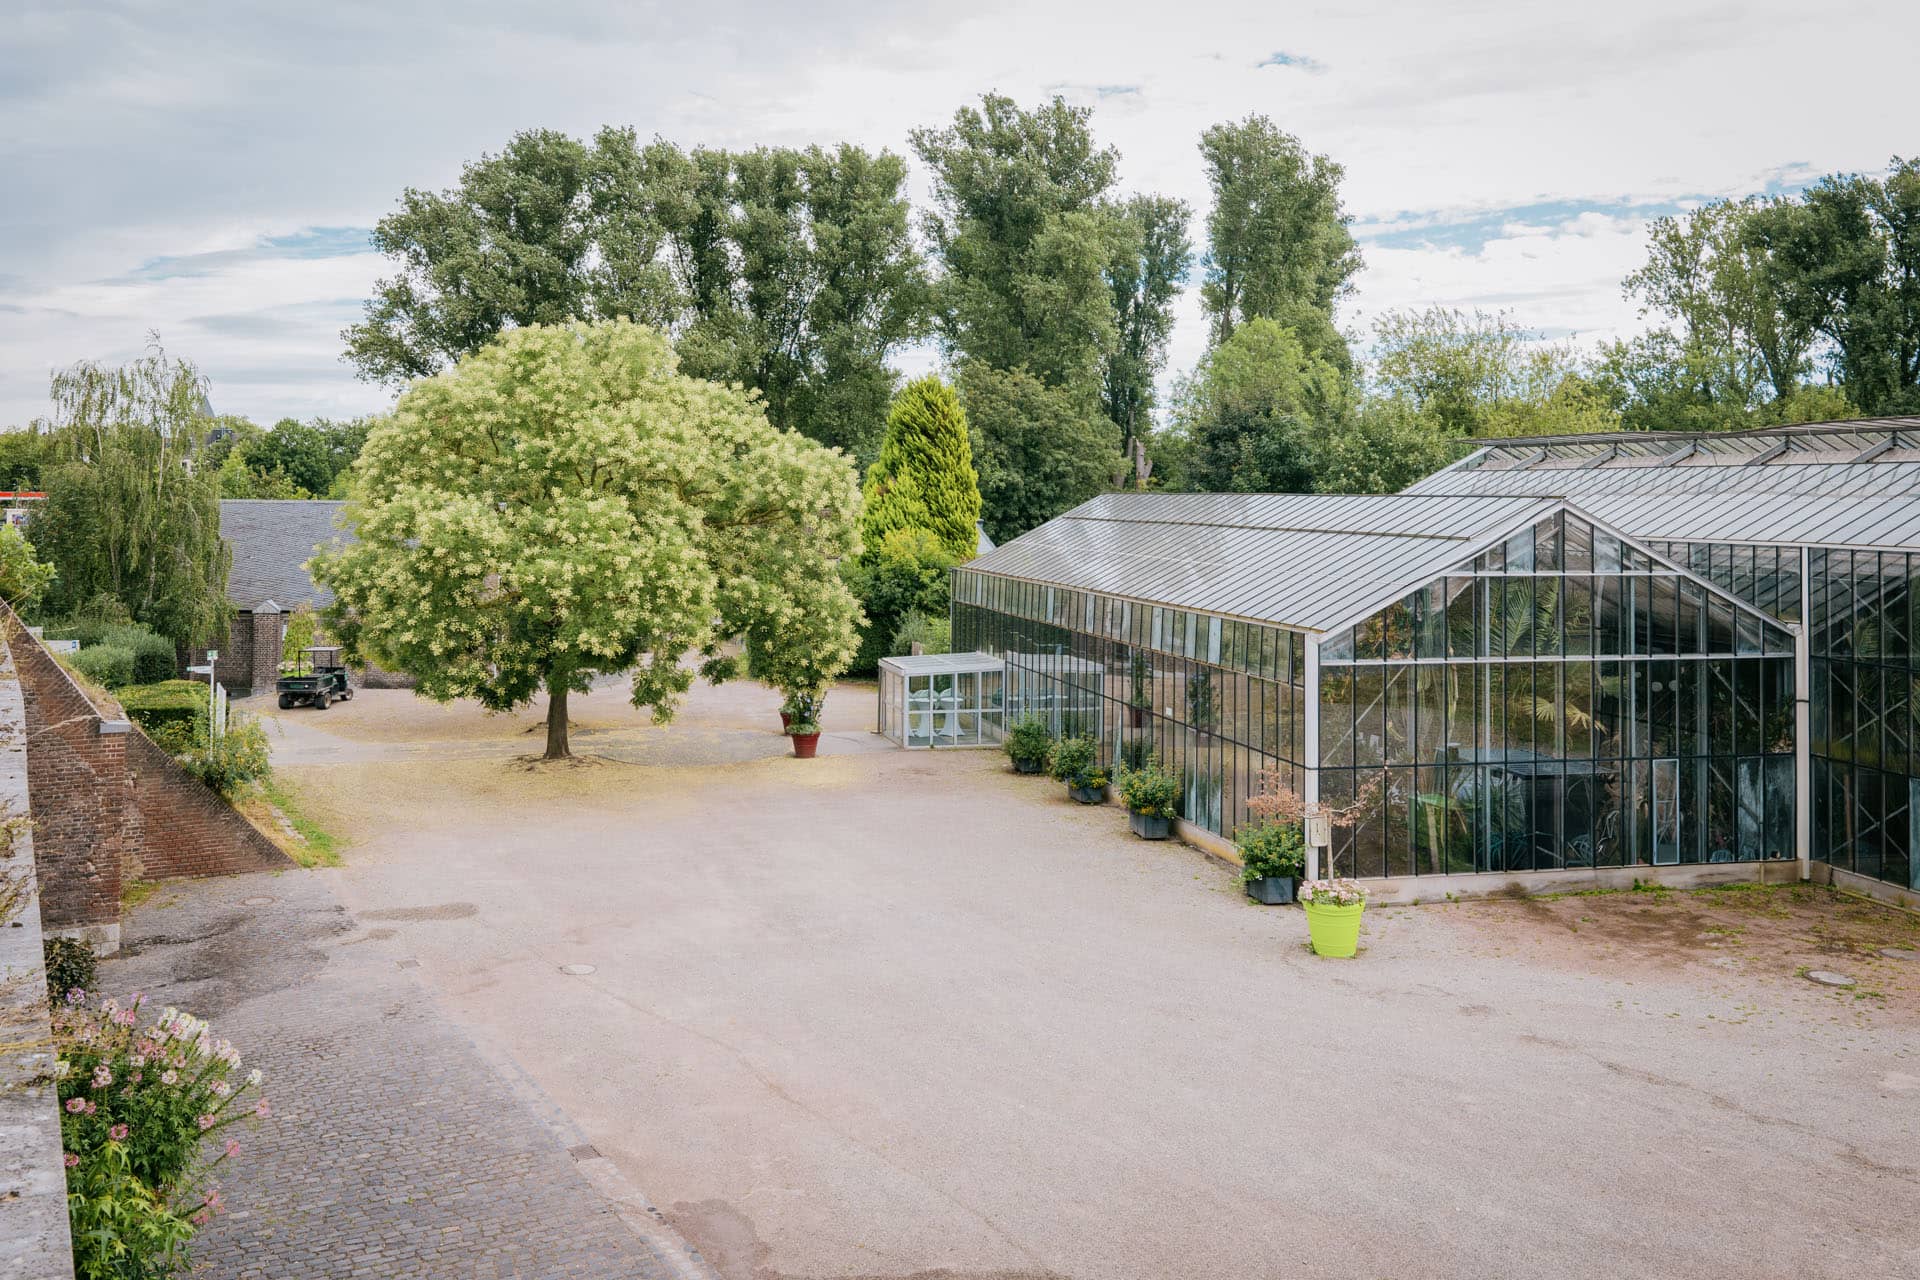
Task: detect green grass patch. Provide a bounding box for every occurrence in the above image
[243,774,343,868]
[120,878,161,910]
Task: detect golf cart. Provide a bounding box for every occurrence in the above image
[277,645,354,710]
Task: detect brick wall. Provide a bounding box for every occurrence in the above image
[4,609,130,951]
[183,608,282,697]
[2,604,290,953]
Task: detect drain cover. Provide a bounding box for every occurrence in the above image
[559,963,596,976]
[1881,947,1917,961]
[1804,970,1855,988]
[242,895,275,907]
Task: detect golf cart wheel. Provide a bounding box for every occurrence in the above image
[278,693,293,710]
[314,690,331,710]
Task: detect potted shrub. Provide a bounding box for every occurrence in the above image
[1298,878,1368,957]
[788,717,822,759]
[1238,822,1305,904]
[1127,652,1152,728]
[1004,714,1052,774]
[1049,735,1108,803]
[1118,758,1180,839]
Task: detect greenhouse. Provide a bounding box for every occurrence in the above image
[877,652,1007,748]
[953,490,1801,884]
[1407,415,1920,896]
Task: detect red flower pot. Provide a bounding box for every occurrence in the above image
[791,732,821,759]
[779,711,793,731]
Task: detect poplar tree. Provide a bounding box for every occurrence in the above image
[861,377,981,563]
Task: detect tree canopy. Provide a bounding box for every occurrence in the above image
[312,320,863,759]
[1198,116,1360,354]
[1103,194,1193,462]
[960,363,1119,544]
[861,377,981,563]
[29,349,230,645]
[344,129,928,460]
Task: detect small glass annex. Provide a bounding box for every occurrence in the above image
[877,652,1006,748]
[954,491,1796,880]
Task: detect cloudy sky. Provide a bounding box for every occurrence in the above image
[4,0,1916,429]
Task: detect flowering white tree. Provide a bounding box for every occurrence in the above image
[312,320,863,759]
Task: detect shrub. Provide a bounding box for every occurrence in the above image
[175,716,271,799]
[1118,759,1181,819]
[44,936,97,1002]
[1237,822,1305,883]
[1115,737,1151,772]
[844,529,954,676]
[1003,714,1052,768]
[889,610,950,657]
[1048,735,1106,789]
[0,522,55,613]
[69,644,136,689]
[119,681,208,738]
[117,628,179,685]
[54,992,269,1278]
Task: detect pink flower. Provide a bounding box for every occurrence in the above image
[63,1152,79,1169]
[65,1097,86,1114]
[191,1211,209,1226]
[84,1101,97,1116]
[197,1113,215,1131]
[160,1070,177,1085]
[91,1066,112,1089]
[108,1124,129,1142]
[254,1099,270,1118]
[64,988,85,1004]
[224,1138,240,1159]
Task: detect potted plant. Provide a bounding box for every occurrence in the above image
[1127,652,1152,728]
[1238,822,1305,904]
[788,717,822,758]
[1049,735,1108,803]
[778,691,806,732]
[1118,758,1180,839]
[1298,878,1368,957]
[1004,714,1052,774]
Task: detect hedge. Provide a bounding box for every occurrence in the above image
[69,645,135,689]
[118,681,209,737]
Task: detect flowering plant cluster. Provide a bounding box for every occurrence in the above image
[52,990,269,1279]
[1297,878,1369,907]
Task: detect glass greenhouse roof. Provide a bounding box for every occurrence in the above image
[964,492,1579,634]
[1406,417,1920,549]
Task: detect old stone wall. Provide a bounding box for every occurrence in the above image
[0,627,77,1275]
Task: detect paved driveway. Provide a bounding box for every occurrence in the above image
[259,680,1918,1280]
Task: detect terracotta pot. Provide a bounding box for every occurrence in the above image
[791,732,821,759]
[779,711,793,731]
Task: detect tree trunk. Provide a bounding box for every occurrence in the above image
[545,683,570,760]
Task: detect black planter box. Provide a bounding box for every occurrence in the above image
[1012,757,1045,774]
[1068,783,1108,805]
[1245,876,1297,905]
[1129,811,1171,840]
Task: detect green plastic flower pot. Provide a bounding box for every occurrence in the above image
[1303,899,1364,958]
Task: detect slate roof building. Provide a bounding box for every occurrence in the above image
[953,489,1801,894]
[198,500,407,696]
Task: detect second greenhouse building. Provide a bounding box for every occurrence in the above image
[953,491,1802,886]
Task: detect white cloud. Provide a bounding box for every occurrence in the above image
[2,0,1916,426]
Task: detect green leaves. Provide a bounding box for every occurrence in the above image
[346,129,928,461]
[313,320,862,756]
[861,377,981,563]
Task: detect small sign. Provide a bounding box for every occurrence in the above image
[1305,810,1332,848]
[206,650,219,661]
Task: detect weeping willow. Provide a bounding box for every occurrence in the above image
[29,345,231,646]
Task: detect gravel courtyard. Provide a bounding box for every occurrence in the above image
[175,680,1920,1277]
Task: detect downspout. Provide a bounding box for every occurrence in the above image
[1794,548,1811,882]
[1303,638,1322,882]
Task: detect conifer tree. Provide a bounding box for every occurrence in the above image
[861,377,981,563]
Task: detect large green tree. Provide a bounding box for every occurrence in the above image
[911,94,1122,396]
[861,377,981,563]
[1198,116,1360,355]
[344,129,927,459]
[313,320,862,760]
[1370,308,1618,438]
[29,350,230,646]
[960,363,1119,543]
[1173,317,1348,492]
[1103,194,1193,464]
[1752,158,1920,414]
